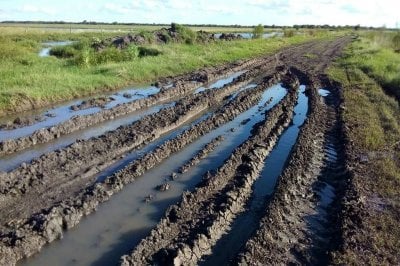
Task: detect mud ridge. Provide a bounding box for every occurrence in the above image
[179,135,225,174]
[0,116,46,131]
[69,96,115,111]
[0,70,285,265]
[119,77,299,265]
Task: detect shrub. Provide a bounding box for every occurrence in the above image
[171,23,197,44]
[284,29,295,38]
[138,30,154,43]
[159,29,172,44]
[71,44,161,67]
[252,24,264,39]
[73,48,94,67]
[392,33,400,51]
[125,45,140,59]
[49,45,77,58]
[138,47,161,57]
[95,47,124,64]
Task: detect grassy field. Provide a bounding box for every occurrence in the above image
[328,31,400,264]
[0,26,336,116]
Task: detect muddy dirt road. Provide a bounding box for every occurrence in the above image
[0,36,351,265]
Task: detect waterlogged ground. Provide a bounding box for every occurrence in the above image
[0,37,353,266]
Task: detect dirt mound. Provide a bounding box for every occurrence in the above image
[0,116,45,130]
[93,26,216,51]
[219,33,243,41]
[70,96,115,111]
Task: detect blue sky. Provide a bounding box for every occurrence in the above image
[0,0,398,28]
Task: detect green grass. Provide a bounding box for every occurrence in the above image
[0,28,338,115]
[343,31,400,100]
[328,31,400,265]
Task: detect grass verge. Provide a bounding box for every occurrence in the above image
[0,29,336,116]
[328,31,400,265]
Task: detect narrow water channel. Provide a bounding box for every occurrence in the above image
[201,85,309,265]
[21,84,287,266]
[194,71,244,93]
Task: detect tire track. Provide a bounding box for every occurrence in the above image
[0,69,286,265]
[119,76,300,265]
[235,77,347,265]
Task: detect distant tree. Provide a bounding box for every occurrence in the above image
[171,22,177,32]
[252,24,264,39]
[354,24,360,31]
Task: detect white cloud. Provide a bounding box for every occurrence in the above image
[165,0,193,10]
[19,4,57,15]
[103,3,132,14]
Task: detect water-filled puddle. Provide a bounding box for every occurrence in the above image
[194,72,245,93]
[38,41,75,57]
[318,88,330,97]
[214,32,283,39]
[21,84,287,266]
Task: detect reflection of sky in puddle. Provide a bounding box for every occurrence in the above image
[318,88,331,97]
[195,71,245,93]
